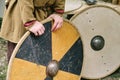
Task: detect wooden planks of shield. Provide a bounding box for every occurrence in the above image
[7,19,83,80]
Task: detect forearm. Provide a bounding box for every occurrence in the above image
[18,0,36,25]
[53,0,65,16]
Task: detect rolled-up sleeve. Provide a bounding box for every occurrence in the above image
[18,0,36,24]
[54,0,65,14]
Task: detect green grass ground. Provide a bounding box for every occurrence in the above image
[0,38,7,80]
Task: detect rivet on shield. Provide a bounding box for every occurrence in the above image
[46,60,59,77]
[91,35,105,51]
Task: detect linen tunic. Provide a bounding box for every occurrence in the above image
[0,0,65,43]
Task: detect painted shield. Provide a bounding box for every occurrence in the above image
[64,0,82,13]
[7,19,83,80]
[71,3,120,79]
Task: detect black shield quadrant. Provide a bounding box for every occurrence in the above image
[16,21,52,66]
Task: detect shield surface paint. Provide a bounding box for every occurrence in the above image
[7,19,83,80]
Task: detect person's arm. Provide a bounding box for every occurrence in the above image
[18,0,36,25]
[48,0,65,31]
[54,0,65,15]
[18,0,45,36]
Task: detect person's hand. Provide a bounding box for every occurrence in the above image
[29,21,45,36]
[48,14,63,31]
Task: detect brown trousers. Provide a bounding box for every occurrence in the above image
[7,41,17,62]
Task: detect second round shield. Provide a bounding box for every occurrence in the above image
[71,3,120,79]
[64,0,82,13]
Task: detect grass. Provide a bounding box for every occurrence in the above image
[0,66,7,80]
[0,38,7,80]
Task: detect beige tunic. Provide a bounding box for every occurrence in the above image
[0,0,65,43]
[112,0,120,4]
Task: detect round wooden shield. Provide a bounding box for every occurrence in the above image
[7,19,83,80]
[71,3,120,79]
[64,0,82,13]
